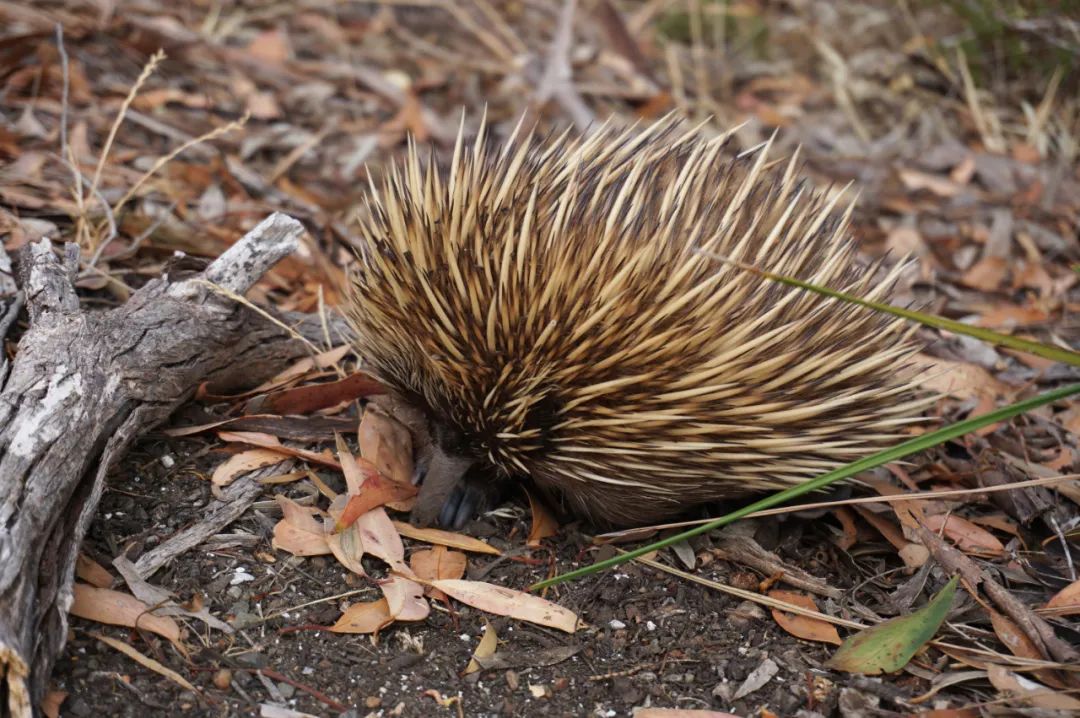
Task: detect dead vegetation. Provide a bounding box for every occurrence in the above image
[1,1,1079,716]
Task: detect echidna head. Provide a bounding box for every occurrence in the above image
[382,370,564,529]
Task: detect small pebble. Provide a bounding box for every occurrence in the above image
[212,668,232,689]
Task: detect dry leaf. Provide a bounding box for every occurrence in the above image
[351,507,407,571]
[70,584,181,642]
[909,354,1012,401]
[246,28,291,65]
[410,545,467,582]
[358,407,414,486]
[217,432,340,470]
[336,472,417,530]
[960,257,1008,291]
[987,610,1065,688]
[410,545,467,601]
[767,590,842,645]
[853,506,927,569]
[325,520,366,574]
[464,620,498,675]
[1046,578,1080,615]
[251,372,383,415]
[336,435,375,495]
[330,598,394,634]
[975,303,1050,329]
[211,448,286,487]
[75,554,113,588]
[391,521,501,555]
[986,665,1080,710]
[381,575,429,622]
[431,579,579,633]
[272,495,331,556]
[885,226,927,257]
[898,168,963,197]
[526,490,559,546]
[254,345,351,393]
[40,690,66,718]
[924,514,1004,556]
[833,507,859,550]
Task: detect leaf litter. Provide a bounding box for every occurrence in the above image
[4,0,1077,714]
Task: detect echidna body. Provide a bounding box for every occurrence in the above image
[346,117,924,528]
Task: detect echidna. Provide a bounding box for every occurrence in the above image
[345,116,924,529]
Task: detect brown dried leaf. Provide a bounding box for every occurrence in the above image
[768,590,843,645]
[254,345,351,393]
[381,576,429,622]
[351,507,407,572]
[40,690,66,718]
[336,471,417,530]
[431,579,579,633]
[410,545,468,601]
[75,553,113,589]
[70,584,181,642]
[1046,578,1080,616]
[271,495,330,556]
[358,407,414,486]
[909,354,1013,402]
[246,28,291,65]
[217,432,340,471]
[987,610,1065,688]
[330,598,394,634]
[249,372,384,415]
[391,521,501,555]
[960,257,1008,291]
[526,489,559,547]
[923,514,1004,556]
[211,448,286,487]
[335,435,373,495]
[326,520,365,575]
[464,620,498,675]
[986,665,1080,710]
[898,168,963,197]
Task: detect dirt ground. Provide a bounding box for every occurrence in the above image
[56,435,915,718]
[3,1,1079,716]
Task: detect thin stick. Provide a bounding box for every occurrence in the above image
[594,473,1080,542]
[191,279,323,358]
[89,49,166,199]
[54,25,70,167]
[109,112,249,221]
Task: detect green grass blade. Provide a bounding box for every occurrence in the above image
[703,254,1080,368]
[530,383,1080,591]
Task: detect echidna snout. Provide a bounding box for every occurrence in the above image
[346,116,925,529]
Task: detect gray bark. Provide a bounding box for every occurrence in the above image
[0,213,346,716]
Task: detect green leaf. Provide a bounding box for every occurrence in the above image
[825,576,959,674]
[529,383,1080,591]
[703,254,1080,368]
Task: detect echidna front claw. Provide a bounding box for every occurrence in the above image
[411,451,429,486]
[439,481,494,530]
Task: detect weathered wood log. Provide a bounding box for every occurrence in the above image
[0,213,347,717]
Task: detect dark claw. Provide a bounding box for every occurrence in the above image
[438,484,465,529]
[412,452,429,486]
[438,479,502,530]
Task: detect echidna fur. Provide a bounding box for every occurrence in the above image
[345,115,926,529]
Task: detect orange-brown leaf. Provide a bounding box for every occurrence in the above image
[768,590,842,646]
